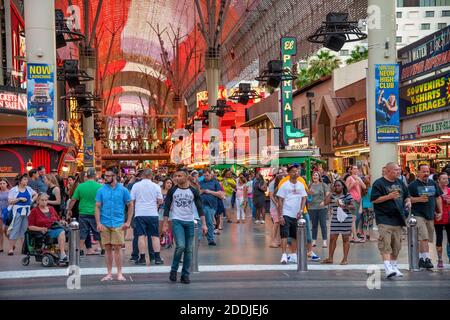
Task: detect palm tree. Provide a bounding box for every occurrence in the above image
[308,50,341,79]
[295,67,314,89]
[346,45,368,64]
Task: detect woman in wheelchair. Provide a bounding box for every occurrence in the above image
[28,193,68,263]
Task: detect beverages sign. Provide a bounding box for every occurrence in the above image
[399,72,450,119]
[281,36,304,145]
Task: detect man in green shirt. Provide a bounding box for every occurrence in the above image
[67,168,103,255]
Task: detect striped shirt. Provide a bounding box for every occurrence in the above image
[330,193,353,235]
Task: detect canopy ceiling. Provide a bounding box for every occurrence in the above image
[55,0,252,116]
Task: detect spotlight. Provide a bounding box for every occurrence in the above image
[255,60,296,88]
[307,12,367,52]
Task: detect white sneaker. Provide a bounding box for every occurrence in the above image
[261,220,265,224]
[385,264,396,278]
[280,253,288,264]
[392,265,404,277]
[288,253,297,264]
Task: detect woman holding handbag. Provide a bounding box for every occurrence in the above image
[321,179,354,265]
[7,174,37,255]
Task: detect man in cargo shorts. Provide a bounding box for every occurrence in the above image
[95,167,133,281]
[408,164,443,269]
[371,162,411,278]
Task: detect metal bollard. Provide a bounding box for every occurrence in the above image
[297,218,308,272]
[69,218,80,268]
[191,220,199,273]
[407,215,420,271]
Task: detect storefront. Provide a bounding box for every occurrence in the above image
[0,137,77,183]
[398,26,450,173]
[0,89,27,139]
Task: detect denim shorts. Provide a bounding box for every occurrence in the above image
[48,227,64,239]
[79,215,101,241]
[134,216,159,237]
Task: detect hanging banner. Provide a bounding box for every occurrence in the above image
[281,36,304,145]
[375,64,400,142]
[83,136,94,167]
[26,63,55,140]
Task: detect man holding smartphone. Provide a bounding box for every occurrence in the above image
[408,164,443,269]
[371,162,411,278]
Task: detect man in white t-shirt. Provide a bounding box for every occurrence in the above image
[130,169,164,265]
[276,165,307,264]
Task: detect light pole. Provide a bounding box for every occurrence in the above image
[306,91,315,146]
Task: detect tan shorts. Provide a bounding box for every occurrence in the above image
[415,216,434,242]
[377,224,402,257]
[100,227,125,246]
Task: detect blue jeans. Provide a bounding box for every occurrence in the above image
[248,197,256,219]
[171,219,194,277]
[309,208,328,241]
[304,213,312,244]
[202,206,216,243]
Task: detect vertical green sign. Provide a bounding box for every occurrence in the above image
[281,37,304,145]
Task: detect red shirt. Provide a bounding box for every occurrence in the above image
[28,206,60,228]
[435,186,449,225]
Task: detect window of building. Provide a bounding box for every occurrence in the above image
[443,10,450,16]
[438,23,447,29]
[396,36,403,43]
[425,11,435,17]
[420,0,435,5]
[397,12,402,18]
[421,23,431,30]
[436,0,450,6]
[340,50,349,56]
[397,0,404,6]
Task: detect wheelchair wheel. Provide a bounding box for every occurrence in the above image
[21,256,30,266]
[42,254,55,267]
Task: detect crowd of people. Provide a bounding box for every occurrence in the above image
[0,161,449,282]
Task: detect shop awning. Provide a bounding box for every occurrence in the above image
[240,112,280,128]
[335,99,366,126]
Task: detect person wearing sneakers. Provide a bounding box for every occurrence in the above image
[199,169,223,246]
[276,165,307,264]
[95,167,133,282]
[308,171,330,248]
[278,165,320,262]
[67,168,103,256]
[130,169,164,265]
[235,175,248,223]
[163,168,207,284]
[435,172,450,268]
[408,164,443,270]
[370,162,411,278]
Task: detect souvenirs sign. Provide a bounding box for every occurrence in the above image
[400,72,450,119]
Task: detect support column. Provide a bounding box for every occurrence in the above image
[367,0,398,180]
[205,48,220,135]
[79,52,95,169]
[24,0,57,140]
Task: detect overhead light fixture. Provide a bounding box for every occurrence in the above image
[440,135,450,139]
[228,83,262,105]
[307,12,367,52]
[255,60,297,88]
[55,9,85,49]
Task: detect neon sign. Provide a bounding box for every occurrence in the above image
[281,37,304,145]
